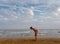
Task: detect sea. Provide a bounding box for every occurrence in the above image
[0,29,60,38]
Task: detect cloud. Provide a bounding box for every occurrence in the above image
[0,0,36,29]
[53,13,59,16]
[27,8,34,16]
[57,8,60,11]
[0,0,60,29]
[0,15,4,17]
[21,7,34,18]
[3,17,8,20]
[51,7,60,17]
[18,0,39,4]
[14,16,18,19]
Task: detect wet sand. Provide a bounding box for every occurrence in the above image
[0,38,60,44]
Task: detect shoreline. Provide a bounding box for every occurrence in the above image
[0,38,60,44]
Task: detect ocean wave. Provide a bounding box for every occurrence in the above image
[10,31,31,34]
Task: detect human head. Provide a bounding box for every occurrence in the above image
[30,26,33,29]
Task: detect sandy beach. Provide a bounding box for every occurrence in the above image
[0,38,60,44]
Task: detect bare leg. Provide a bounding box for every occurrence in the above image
[35,36,37,41]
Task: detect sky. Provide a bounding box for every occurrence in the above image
[0,0,60,29]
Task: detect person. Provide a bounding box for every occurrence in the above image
[30,26,38,41]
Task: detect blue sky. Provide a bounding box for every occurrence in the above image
[0,0,60,29]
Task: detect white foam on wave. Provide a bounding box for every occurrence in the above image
[38,31,48,35]
[39,31,48,34]
[10,31,30,34]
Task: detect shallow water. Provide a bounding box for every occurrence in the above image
[0,29,60,38]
